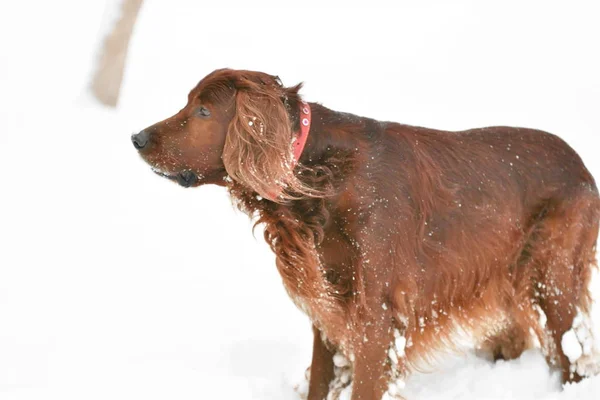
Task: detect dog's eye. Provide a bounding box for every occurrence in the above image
[196,106,211,118]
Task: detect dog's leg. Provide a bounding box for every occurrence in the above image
[478,323,532,361]
[352,304,394,400]
[307,325,336,400]
[350,313,394,400]
[529,192,600,383]
[348,269,396,400]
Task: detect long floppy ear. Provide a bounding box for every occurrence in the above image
[222,73,315,202]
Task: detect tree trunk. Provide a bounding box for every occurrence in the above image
[91,0,144,107]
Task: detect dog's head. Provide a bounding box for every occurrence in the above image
[132,68,311,201]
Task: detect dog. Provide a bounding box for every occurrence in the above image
[132,69,600,399]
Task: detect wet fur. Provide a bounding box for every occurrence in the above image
[135,69,600,400]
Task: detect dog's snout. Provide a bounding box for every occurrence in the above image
[131,130,150,150]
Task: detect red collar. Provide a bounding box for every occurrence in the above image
[264,102,311,201]
[291,101,311,167]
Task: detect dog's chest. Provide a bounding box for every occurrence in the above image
[283,283,350,352]
[261,201,360,348]
[279,226,357,348]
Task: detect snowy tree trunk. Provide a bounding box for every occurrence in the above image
[91,0,144,107]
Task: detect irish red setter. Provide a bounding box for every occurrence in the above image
[132,69,600,399]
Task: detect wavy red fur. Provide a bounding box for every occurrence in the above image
[133,69,600,400]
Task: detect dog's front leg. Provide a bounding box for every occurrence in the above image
[307,325,336,400]
[350,298,394,400]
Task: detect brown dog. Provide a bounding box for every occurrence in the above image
[132,69,600,399]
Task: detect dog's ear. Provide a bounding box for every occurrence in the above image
[223,73,311,202]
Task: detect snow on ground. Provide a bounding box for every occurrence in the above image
[1,1,600,399]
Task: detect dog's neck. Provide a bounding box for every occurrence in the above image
[227,101,380,205]
[296,103,376,173]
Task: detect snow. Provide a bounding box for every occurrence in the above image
[562,329,584,365]
[394,332,407,358]
[1,0,600,399]
[561,308,600,378]
[333,353,351,368]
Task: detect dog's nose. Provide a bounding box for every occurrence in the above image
[131,130,150,150]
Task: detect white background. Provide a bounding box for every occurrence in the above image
[0,1,599,399]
